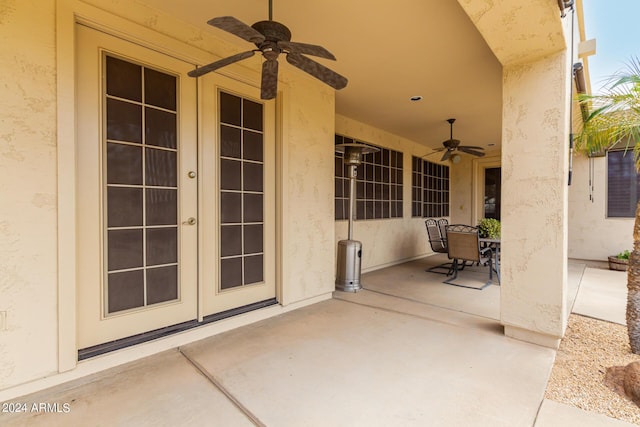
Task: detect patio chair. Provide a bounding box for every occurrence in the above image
[425,218,453,274]
[444,224,495,289]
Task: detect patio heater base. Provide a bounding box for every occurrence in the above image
[335,239,362,292]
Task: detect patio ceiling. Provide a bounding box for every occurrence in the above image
[139,0,503,153]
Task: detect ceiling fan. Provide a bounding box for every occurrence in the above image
[436,118,485,161]
[188,1,348,100]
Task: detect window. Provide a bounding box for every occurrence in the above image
[103,55,179,313]
[219,91,265,288]
[608,150,640,218]
[484,167,501,220]
[412,156,450,218]
[335,135,403,220]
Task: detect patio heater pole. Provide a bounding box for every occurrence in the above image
[334,143,379,292]
[347,164,356,240]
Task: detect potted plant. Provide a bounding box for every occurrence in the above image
[478,218,501,239]
[609,250,630,272]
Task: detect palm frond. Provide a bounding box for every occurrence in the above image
[575,57,640,170]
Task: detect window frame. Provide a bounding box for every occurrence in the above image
[334,134,403,221]
[411,156,450,218]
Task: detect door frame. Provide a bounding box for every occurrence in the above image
[56,0,282,372]
[472,155,501,225]
[75,26,200,349]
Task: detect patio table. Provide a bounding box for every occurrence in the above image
[479,237,500,282]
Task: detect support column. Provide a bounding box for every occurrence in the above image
[500,51,571,348]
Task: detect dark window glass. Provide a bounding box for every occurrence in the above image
[106,56,142,101]
[244,254,263,284]
[608,150,640,218]
[244,224,263,254]
[243,131,263,161]
[145,108,177,149]
[147,265,178,305]
[108,270,144,312]
[484,167,501,220]
[243,162,263,192]
[146,227,178,266]
[144,68,176,110]
[220,92,242,126]
[107,187,143,227]
[243,99,263,131]
[106,99,142,143]
[244,193,263,223]
[220,192,242,223]
[221,257,242,289]
[220,225,242,257]
[107,143,142,185]
[104,56,180,316]
[145,148,177,187]
[108,229,143,271]
[220,159,242,191]
[219,91,265,292]
[221,125,242,158]
[146,189,177,225]
[412,156,449,218]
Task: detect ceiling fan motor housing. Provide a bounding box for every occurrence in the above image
[251,21,292,43]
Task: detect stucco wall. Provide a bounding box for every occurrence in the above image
[0,0,336,391]
[334,115,448,271]
[450,156,474,225]
[279,76,336,304]
[500,50,570,344]
[568,154,634,260]
[0,0,59,389]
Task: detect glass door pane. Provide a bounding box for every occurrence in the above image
[484,167,501,220]
[104,55,179,314]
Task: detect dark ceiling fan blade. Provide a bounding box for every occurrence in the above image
[278,41,336,60]
[208,16,265,44]
[459,145,484,150]
[458,147,486,157]
[441,150,452,161]
[286,53,348,90]
[188,51,256,77]
[261,59,279,100]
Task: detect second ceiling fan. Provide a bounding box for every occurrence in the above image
[188,1,348,100]
[435,119,485,161]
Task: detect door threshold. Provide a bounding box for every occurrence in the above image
[78,298,278,360]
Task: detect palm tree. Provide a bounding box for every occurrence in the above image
[576,57,640,353]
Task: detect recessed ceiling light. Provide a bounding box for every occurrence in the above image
[410,96,423,101]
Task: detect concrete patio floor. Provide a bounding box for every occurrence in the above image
[0,255,634,426]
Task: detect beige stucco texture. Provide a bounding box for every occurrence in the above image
[0,0,59,389]
[569,155,634,260]
[460,0,572,345]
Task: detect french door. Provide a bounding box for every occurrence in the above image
[76,25,275,351]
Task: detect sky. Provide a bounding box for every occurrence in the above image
[582,0,640,93]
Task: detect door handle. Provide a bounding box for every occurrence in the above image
[183,217,196,225]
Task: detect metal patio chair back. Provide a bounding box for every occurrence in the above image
[444,224,494,289]
[424,218,452,274]
[425,218,447,253]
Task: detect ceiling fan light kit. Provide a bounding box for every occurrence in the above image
[188,2,348,100]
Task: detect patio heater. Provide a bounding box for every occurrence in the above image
[334,142,379,292]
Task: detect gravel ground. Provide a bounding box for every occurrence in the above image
[545,314,640,424]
